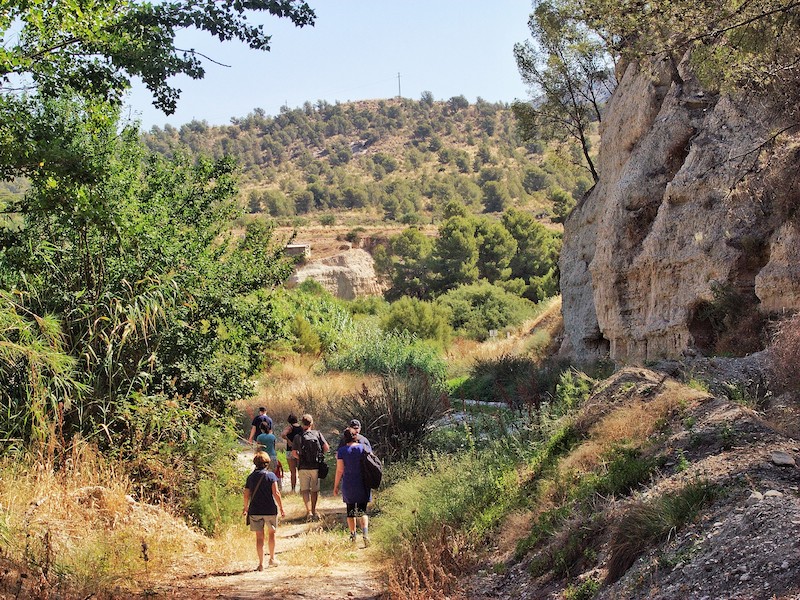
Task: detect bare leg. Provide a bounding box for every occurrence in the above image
[347,516,356,534]
[310,491,319,516]
[301,490,311,516]
[267,529,276,564]
[255,530,265,570]
[361,514,370,546]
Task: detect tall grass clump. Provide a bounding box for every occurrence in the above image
[331,371,449,462]
[326,324,447,386]
[606,480,718,583]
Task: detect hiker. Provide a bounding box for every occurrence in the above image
[292,413,329,520]
[256,421,282,489]
[333,427,371,547]
[248,406,273,445]
[337,418,372,452]
[281,414,303,492]
[243,451,285,570]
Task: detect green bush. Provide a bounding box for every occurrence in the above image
[380,296,452,347]
[438,281,541,341]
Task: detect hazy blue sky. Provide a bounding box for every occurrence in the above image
[125,1,534,129]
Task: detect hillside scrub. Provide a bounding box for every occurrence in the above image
[138,97,591,224]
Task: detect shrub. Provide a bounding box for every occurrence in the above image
[438,281,540,341]
[380,296,452,347]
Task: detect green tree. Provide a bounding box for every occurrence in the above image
[502,208,562,301]
[513,0,615,182]
[0,1,315,117]
[432,216,479,293]
[482,180,512,213]
[387,228,434,300]
[475,219,518,282]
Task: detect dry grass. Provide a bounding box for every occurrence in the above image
[0,441,220,596]
[445,296,562,377]
[560,380,703,476]
[240,354,381,434]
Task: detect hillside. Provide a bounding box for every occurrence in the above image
[465,358,800,600]
[141,97,593,224]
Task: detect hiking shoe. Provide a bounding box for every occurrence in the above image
[256,564,263,572]
[363,536,371,548]
[349,532,357,544]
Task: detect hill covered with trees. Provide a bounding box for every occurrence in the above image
[141,96,594,224]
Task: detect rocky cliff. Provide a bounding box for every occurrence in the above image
[560,55,800,363]
[287,248,386,299]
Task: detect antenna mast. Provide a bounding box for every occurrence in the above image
[397,72,401,98]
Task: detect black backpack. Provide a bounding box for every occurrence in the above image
[299,431,323,469]
[361,448,383,490]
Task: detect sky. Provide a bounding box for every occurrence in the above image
[124,1,535,130]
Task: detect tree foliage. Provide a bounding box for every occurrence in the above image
[514,0,616,182]
[0,0,315,114]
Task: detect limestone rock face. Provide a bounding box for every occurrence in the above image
[561,56,800,363]
[287,249,386,300]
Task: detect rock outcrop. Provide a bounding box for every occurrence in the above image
[561,55,800,363]
[287,248,386,299]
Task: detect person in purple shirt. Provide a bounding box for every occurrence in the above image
[333,427,372,547]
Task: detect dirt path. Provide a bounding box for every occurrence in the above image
[162,452,386,600]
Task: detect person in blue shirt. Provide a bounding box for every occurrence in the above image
[243,451,284,570]
[333,427,371,547]
[256,421,282,490]
[248,406,273,444]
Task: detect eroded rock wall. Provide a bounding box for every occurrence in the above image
[287,248,386,300]
[561,55,800,363]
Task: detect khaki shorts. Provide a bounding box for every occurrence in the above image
[298,468,320,492]
[249,514,278,532]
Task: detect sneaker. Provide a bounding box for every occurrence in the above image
[363,536,371,548]
[256,564,263,572]
[349,532,357,544]
[268,559,280,567]
[311,512,319,521]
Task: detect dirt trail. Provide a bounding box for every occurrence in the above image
[165,452,385,600]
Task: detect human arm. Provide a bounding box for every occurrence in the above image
[272,481,285,518]
[332,457,345,496]
[248,424,257,444]
[242,487,251,516]
[320,433,330,454]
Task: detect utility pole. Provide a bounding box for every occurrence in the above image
[397,72,401,98]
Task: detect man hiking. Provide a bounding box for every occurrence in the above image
[292,413,329,520]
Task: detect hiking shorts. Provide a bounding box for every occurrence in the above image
[298,468,320,492]
[249,514,278,532]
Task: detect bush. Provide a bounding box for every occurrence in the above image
[438,281,540,341]
[380,296,452,347]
